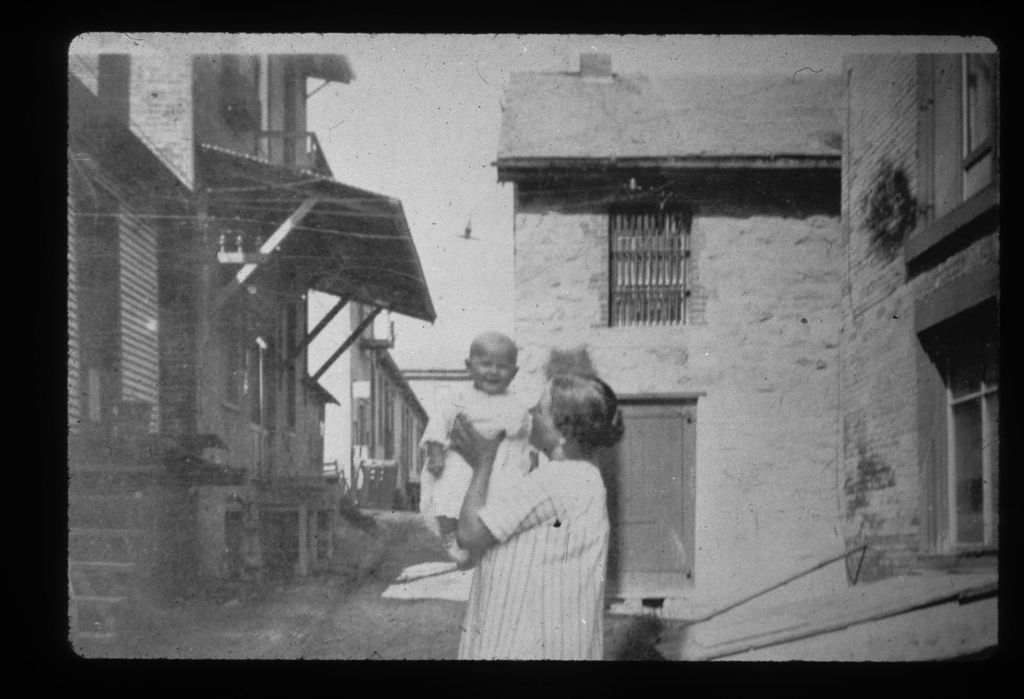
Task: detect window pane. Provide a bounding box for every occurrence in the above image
[983,337,1000,386]
[610,209,690,327]
[964,151,993,200]
[965,54,995,154]
[985,392,999,546]
[949,342,983,398]
[953,400,984,544]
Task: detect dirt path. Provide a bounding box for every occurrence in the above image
[91,509,663,660]
[272,511,465,660]
[97,510,463,659]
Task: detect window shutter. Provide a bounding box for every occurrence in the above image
[932,54,963,221]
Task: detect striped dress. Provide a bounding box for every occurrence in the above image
[458,459,609,660]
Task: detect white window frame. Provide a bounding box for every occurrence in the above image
[944,377,998,550]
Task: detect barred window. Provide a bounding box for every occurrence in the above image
[610,208,692,327]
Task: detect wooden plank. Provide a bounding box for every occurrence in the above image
[287,295,349,362]
[662,574,997,660]
[311,307,381,381]
[679,582,997,661]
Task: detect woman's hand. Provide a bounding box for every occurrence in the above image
[449,415,505,470]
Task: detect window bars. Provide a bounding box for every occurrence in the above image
[610,209,691,327]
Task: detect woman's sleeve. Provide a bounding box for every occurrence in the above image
[476,469,558,542]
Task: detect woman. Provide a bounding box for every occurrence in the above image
[449,373,625,660]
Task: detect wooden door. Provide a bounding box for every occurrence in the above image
[603,399,696,598]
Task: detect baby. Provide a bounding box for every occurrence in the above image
[418,331,535,566]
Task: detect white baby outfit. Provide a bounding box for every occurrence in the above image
[418,384,534,536]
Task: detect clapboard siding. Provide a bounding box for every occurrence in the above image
[68,203,81,434]
[119,214,160,432]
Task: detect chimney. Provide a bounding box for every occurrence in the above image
[579,52,612,79]
[97,54,132,125]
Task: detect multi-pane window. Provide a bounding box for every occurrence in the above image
[963,54,996,200]
[944,327,999,548]
[924,301,999,550]
[609,208,692,327]
[354,398,369,450]
[918,53,998,222]
[247,338,270,427]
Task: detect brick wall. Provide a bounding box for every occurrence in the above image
[839,55,921,579]
[128,55,194,188]
[839,55,1000,579]
[158,225,199,437]
[513,184,846,599]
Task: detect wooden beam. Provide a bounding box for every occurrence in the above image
[311,307,381,382]
[286,295,350,363]
[210,196,319,315]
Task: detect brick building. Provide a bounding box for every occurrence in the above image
[664,50,999,660]
[496,54,848,610]
[838,53,999,580]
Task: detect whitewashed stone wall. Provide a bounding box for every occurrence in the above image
[513,207,847,603]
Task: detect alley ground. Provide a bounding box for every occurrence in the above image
[73,509,665,661]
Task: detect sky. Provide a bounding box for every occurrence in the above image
[72,32,994,372]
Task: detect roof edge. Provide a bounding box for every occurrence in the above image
[495,154,840,175]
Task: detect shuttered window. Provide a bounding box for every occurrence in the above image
[609,208,692,327]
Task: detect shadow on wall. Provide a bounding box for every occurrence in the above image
[516,169,841,219]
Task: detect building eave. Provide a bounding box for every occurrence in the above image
[495,155,841,182]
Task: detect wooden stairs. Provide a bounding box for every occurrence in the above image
[68,468,156,654]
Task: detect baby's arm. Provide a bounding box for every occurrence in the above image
[425,441,446,475]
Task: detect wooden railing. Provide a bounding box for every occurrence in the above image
[254,131,332,176]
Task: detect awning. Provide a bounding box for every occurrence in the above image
[198,143,436,323]
[303,376,339,405]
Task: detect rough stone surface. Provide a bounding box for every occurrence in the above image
[513,203,846,599]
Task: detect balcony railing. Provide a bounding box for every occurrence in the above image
[254,131,333,177]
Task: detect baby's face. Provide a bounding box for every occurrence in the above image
[466,345,518,395]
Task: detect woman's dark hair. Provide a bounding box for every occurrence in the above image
[548,374,625,455]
